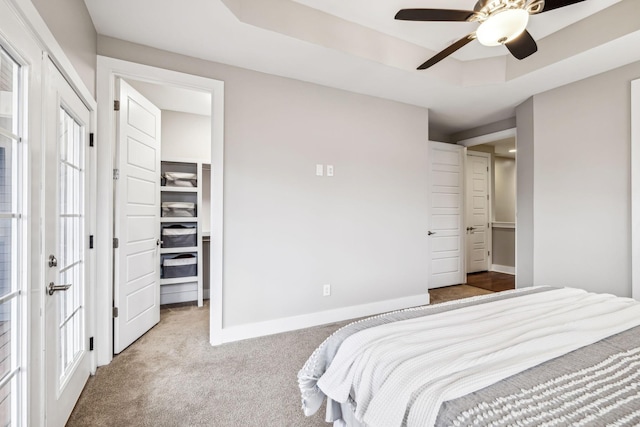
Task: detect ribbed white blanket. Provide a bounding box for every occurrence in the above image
[316,287,640,427]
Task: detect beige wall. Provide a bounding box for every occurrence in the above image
[98,36,431,327]
[518,60,640,297]
[32,0,97,96]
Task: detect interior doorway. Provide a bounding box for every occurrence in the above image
[460,130,517,289]
[114,77,213,354]
[95,57,225,366]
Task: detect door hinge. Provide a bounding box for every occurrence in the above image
[488,250,491,256]
[487,166,489,172]
[113,307,119,318]
[113,237,119,249]
[114,100,120,111]
[487,194,489,200]
[113,168,119,180]
[89,337,94,351]
[89,132,94,147]
[89,235,94,249]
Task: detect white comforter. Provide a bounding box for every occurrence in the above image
[316,287,640,427]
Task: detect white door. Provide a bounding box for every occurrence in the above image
[44,61,91,426]
[465,153,491,273]
[113,79,162,353]
[427,141,465,288]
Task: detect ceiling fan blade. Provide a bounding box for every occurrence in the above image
[418,34,475,70]
[395,9,473,22]
[505,30,538,60]
[540,0,586,13]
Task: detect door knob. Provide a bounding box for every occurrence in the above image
[427,231,436,236]
[48,282,72,296]
[467,226,476,231]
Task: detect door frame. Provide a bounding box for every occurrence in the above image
[464,151,493,274]
[457,127,516,279]
[95,56,225,366]
[631,79,640,300]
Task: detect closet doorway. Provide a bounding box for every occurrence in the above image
[114,78,213,353]
[95,57,225,365]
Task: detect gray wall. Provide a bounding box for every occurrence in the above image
[452,117,516,142]
[516,60,640,297]
[32,0,97,96]
[492,228,515,267]
[98,37,430,327]
[494,157,516,222]
[515,97,535,288]
[529,61,640,297]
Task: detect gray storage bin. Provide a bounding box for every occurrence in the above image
[162,202,196,217]
[163,254,197,278]
[162,225,197,248]
[163,171,197,187]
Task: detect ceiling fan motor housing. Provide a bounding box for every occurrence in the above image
[471,0,544,46]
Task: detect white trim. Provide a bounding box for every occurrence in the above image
[632,78,640,300]
[220,294,431,343]
[491,264,516,275]
[95,56,225,365]
[457,128,516,147]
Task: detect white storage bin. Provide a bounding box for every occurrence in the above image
[163,254,197,278]
[163,171,197,187]
[162,202,196,217]
[162,225,197,248]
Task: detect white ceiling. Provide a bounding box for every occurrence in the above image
[126,79,211,116]
[290,0,619,60]
[84,0,640,137]
[486,137,517,158]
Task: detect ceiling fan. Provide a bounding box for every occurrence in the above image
[395,0,586,70]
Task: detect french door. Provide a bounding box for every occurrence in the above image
[43,60,91,426]
[0,39,26,427]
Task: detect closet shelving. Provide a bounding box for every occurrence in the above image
[159,159,204,307]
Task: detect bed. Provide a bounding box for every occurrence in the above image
[298,286,640,426]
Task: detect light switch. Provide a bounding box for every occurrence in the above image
[327,165,334,177]
[316,164,324,176]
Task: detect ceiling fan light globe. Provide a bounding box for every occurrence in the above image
[476,9,530,46]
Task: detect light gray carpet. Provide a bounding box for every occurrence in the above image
[67,302,345,426]
[68,284,493,426]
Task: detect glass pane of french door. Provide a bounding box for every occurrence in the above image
[57,106,85,381]
[0,44,23,427]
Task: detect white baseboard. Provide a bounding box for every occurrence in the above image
[220,293,431,343]
[491,264,515,275]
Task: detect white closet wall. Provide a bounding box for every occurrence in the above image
[161,110,212,304]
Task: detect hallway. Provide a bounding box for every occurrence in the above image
[429,271,515,304]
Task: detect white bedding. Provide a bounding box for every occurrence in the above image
[316,287,640,427]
